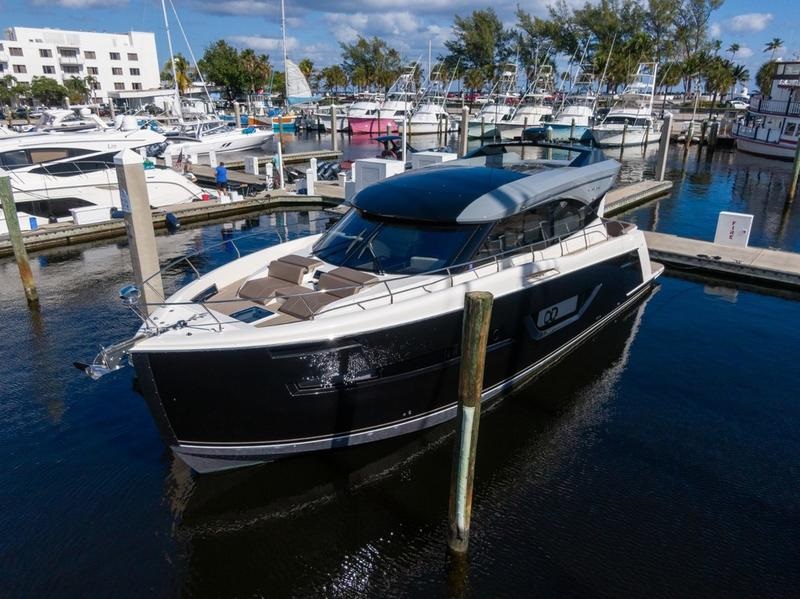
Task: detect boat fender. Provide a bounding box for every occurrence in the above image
[165,212,181,233]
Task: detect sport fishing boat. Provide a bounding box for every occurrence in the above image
[589,63,660,147]
[81,142,663,473]
[497,65,555,140]
[524,68,598,142]
[732,60,800,160]
[398,63,458,136]
[315,96,381,132]
[348,65,418,135]
[467,63,520,139]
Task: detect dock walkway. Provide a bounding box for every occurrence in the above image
[645,231,800,290]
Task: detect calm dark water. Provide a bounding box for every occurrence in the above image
[1,145,799,597]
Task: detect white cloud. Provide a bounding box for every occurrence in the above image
[230,35,298,53]
[708,23,721,38]
[736,46,753,59]
[32,0,127,7]
[725,13,773,33]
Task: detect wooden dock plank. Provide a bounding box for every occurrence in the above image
[605,180,673,215]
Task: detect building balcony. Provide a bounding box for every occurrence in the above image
[58,54,83,65]
[749,96,800,117]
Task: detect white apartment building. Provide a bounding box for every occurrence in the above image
[0,26,160,104]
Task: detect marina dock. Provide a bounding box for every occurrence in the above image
[644,231,800,290]
[0,193,338,257]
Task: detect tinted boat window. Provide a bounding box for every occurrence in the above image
[475,199,595,258]
[0,150,30,168]
[313,209,479,275]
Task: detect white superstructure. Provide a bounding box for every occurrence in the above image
[0,26,159,103]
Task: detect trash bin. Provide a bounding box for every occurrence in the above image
[29,217,38,230]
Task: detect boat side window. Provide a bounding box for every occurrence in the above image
[0,150,30,168]
[474,199,594,258]
[784,121,797,137]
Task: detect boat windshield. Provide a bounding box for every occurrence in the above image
[313,210,480,275]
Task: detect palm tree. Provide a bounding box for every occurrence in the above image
[726,43,740,59]
[162,54,192,94]
[764,38,784,60]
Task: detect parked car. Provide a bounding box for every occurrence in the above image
[728,99,749,110]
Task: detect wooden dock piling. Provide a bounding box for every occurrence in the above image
[331,106,339,153]
[114,149,164,315]
[0,173,39,306]
[448,291,493,555]
[655,113,673,182]
[459,107,469,157]
[233,101,241,129]
[789,142,800,200]
[619,124,628,160]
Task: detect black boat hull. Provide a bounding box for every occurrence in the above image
[132,250,652,472]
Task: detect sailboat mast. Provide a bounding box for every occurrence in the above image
[281,0,288,102]
[161,0,182,121]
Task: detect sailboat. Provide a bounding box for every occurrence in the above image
[270,0,319,131]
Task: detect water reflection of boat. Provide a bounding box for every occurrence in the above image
[87,143,662,473]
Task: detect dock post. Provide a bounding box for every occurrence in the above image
[480,117,485,146]
[700,120,708,146]
[619,124,628,160]
[276,139,285,190]
[570,118,575,142]
[789,142,800,200]
[448,291,494,555]
[708,121,719,151]
[114,149,164,315]
[655,113,673,182]
[386,124,391,136]
[401,116,408,163]
[522,117,528,159]
[459,107,469,157]
[330,106,339,153]
[233,101,241,129]
[684,122,693,151]
[0,173,39,306]
[278,118,284,136]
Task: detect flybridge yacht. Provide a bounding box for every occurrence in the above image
[589,63,660,147]
[165,119,274,156]
[81,142,662,473]
[0,119,167,170]
[8,150,203,222]
[468,64,520,139]
[348,65,419,135]
[15,107,110,133]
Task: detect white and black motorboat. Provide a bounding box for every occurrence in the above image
[81,143,663,473]
[0,118,167,170]
[166,118,274,156]
[7,150,204,222]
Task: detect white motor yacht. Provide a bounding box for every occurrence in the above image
[399,64,458,136]
[7,150,204,224]
[349,66,418,135]
[166,119,274,156]
[81,142,663,473]
[468,63,520,139]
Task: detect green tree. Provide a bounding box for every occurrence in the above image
[31,77,68,106]
[240,49,271,94]
[321,65,347,94]
[645,0,681,64]
[162,53,193,94]
[674,0,725,65]
[703,56,734,105]
[463,68,486,92]
[756,61,777,94]
[0,74,18,106]
[298,58,314,81]
[340,36,403,92]
[64,76,89,104]
[444,9,512,84]
[763,38,783,60]
[726,42,740,59]
[198,40,245,100]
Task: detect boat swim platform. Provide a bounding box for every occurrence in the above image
[645,231,800,291]
[0,193,339,258]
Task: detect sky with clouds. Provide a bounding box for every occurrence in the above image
[2,0,799,85]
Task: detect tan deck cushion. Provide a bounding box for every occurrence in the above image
[268,260,305,284]
[279,292,338,319]
[327,267,379,285]
[238,277,298,303]
[278,254,323,270]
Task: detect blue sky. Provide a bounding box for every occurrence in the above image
[2,0,799,86]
